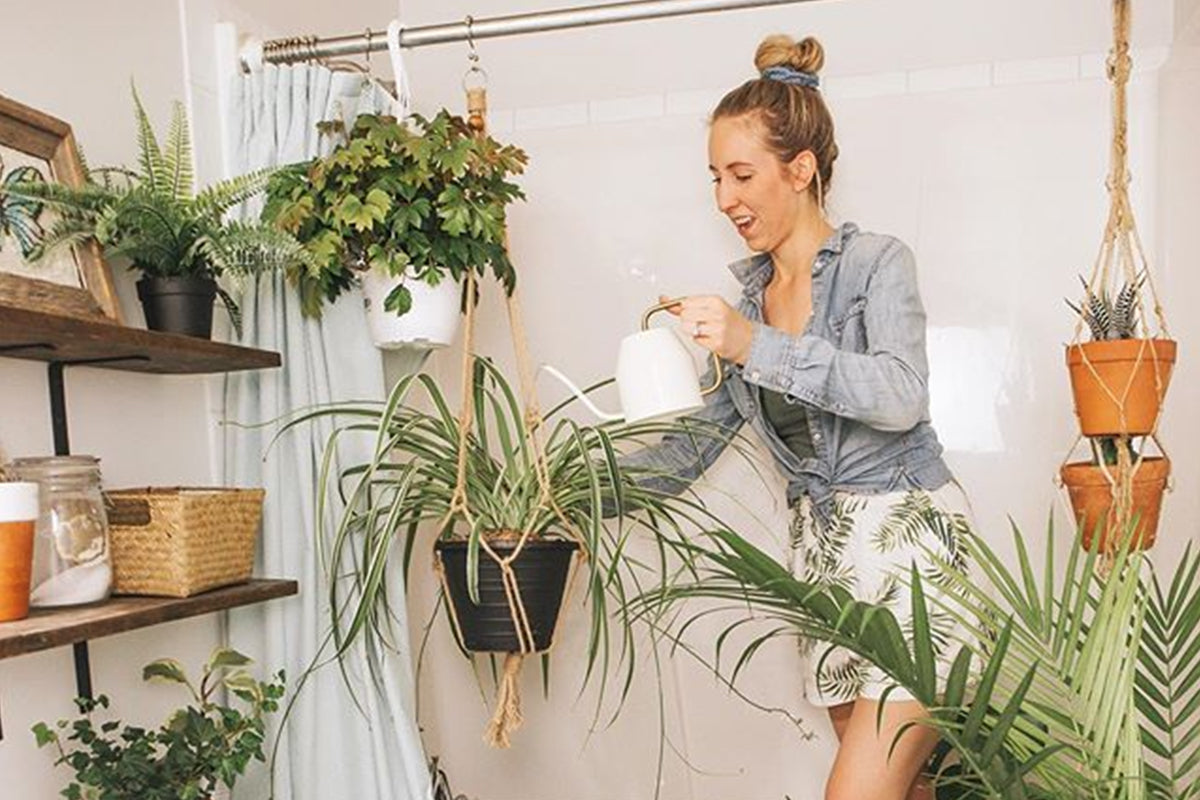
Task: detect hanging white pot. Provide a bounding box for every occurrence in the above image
[362,269,461,350]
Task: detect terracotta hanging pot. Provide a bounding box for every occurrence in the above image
[1060,456,1170,551]
[1066,339,1177,436]
[435,537,578,653]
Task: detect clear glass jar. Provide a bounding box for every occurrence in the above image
[10,455,112,606]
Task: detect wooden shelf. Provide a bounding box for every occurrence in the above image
[0,579,298,660]
[0,303,280,374]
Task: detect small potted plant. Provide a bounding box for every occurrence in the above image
[12,87,314,339]
[262,111,527,348]
[1059,436,1168,551]
[32,647,285,800]
[1065,273,1176,436]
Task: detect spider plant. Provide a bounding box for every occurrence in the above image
[7,85,316,335]
[278,355,759,723]
[636,519,1200,799]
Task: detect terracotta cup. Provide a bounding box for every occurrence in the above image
[0,482,39,622]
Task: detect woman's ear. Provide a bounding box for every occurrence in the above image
[788,150,817,193]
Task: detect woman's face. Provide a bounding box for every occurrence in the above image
[708,114,808,253]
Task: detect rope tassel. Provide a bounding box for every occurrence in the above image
[485,653,526,748]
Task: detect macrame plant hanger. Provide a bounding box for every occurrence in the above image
[1062,0,1175,553]
[431,20,588,749]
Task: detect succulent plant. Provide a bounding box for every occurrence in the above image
[1067,272,1145,341]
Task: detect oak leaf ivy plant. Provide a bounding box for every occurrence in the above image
[32,648,285,800]
[263,111,528,318]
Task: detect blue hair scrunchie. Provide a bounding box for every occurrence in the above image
[761,65,820,89]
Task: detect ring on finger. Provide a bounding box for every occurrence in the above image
[693,321,704,337]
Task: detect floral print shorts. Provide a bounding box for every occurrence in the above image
[789,482,976,707]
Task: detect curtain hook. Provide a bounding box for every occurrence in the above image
[462,14,488,91]
[365,28,373,70]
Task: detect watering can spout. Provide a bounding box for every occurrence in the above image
[540,364,623,421]
[541,299,724,425]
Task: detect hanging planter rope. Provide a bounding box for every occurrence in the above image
[1061,0,1176,552]
[430,71,590,749]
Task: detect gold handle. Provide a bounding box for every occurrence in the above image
[641,299,724,397]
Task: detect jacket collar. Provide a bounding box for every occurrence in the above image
[727,221,859,294]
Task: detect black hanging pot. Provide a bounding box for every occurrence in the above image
[136,276,217,339]
[435,538,579,653]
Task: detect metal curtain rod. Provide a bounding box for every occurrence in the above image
[257,0,819,65]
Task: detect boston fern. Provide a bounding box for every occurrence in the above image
[263,111,528,318]
[9,86,315,333]
[32,648,285,800]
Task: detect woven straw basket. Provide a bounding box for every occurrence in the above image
[105,487,265,598]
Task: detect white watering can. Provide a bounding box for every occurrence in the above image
[542,299,724,424]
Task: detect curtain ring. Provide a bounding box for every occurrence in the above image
[364,28,373,69]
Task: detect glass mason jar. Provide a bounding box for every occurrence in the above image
[10,455,112,606]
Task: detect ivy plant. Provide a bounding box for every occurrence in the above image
[32,648,285,800]
[263,111,529,318]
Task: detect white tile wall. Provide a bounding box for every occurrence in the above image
[514,102,590,131]
[993,55,1080,86]
[906,62,994,94]
[589,93,666,124]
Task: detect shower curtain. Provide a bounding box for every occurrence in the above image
[220,63,431,800]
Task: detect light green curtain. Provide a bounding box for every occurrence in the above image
[221,64,431,800]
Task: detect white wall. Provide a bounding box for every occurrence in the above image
[0,3,223,797]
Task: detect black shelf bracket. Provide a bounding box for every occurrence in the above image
[45,356,150,704]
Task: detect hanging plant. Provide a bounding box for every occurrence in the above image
[1061,0,1175,552]
[263,111,528,319]
[1066,272,1175,438]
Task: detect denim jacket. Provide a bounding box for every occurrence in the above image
[622,222,953,526]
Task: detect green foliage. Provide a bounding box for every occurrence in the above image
[637,517,1200,799]
[262,112,528,318]
[278,358,757,721]
[1139,545,1200,800]
[32,648,285,800]
[6,85,317,334]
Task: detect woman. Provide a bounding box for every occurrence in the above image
[622,34,974,800]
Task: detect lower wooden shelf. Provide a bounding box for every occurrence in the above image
[0,579,298,660]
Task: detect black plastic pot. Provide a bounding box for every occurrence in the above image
[435,538,579,653]
[136,276,217,338]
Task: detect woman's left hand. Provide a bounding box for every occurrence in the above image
[662,295,755,365]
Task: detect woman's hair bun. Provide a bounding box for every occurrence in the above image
[754,34,825,75]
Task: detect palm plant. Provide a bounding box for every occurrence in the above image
[636,520,1200,799]
[278,356,758,729]
[8,86,316,334]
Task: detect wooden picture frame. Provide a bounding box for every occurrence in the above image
[0,94,123,323]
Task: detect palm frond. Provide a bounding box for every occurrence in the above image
[1139,545,1200,800]
[638,516,1154,799]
